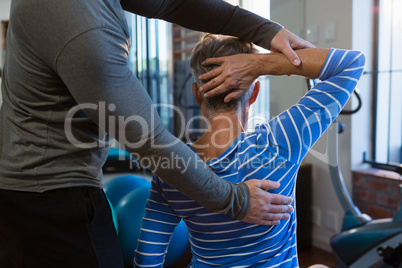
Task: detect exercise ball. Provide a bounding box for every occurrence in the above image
[106,197,119,234]
[165,219,190,266]
[115,185,151,265]
[103,174,150,207]
[115,186,189,266]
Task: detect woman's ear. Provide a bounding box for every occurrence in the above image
[192,82,204,107]
[249,81,260,105]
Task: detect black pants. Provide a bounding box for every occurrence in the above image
[0,187,124,268]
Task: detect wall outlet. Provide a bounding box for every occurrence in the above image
[325,211,338,231]
[312,207,321,227]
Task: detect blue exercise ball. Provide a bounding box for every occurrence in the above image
[115,186,189,266]
[165,219,189,266]
[115,186,151,265]
[106,197,119,235]
[103,175,150,207]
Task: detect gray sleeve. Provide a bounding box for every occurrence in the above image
[120,0,283,49]
[56,28,250,220]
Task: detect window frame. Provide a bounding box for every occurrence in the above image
[367,0,402,174]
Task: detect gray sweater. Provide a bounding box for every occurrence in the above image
[0,0,281,220]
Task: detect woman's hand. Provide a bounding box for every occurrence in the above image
[198,53,261,103]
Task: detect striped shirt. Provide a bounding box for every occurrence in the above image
[134,48,366,267]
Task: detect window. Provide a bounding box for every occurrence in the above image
[125,13,174,132]
[226,0,272,127]
[372,0,402,166]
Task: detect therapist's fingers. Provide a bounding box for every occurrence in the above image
[265,203,294,213]
[255,213,290,226]
[279,43,302,66]
[270,28,315,66]
[255,180,294,204]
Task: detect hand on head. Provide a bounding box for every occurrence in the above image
[198,53,260,103]
[199,28,314,101]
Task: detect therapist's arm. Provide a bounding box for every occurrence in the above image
[56,28,293,224]
[120,0,313,66]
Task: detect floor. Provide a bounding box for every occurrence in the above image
[298,247,337,268]
[165,246,338,268]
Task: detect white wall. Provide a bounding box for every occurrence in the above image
[270,0,307,118]
[306,0,374,252]
[0,0,11,21]
[304,0,354,252]
[271,0,373,252]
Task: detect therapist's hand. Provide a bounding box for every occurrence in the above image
[270,28,315,66]
[242,179,294,225]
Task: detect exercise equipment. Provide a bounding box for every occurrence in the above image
[103,174,151,207]
[165,220,191,266]
[305,79,402,267]
[115,186,151,264]
[107,197,119,234]
[324,88,402,267]
[328,122,402,268]
[115,185,189,266]
[103,147,139,173]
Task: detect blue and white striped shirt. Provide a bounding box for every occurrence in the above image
[134,49,366,267]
